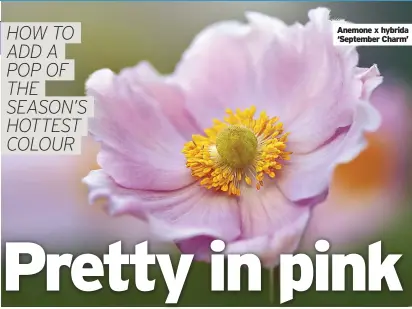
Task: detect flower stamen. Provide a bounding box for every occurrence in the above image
[182,106,292,196]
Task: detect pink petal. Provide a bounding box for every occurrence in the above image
[238,183,311,238]
[86,64,199,191]
[244,8,383,202]
[302,81,412,250]
[225,182,311,267]
[226,204,310,268]
[83,169,241,246]
[356,65,385,101]
[172,21,258,129]
[250,8,381,155]
[278,97,381,201]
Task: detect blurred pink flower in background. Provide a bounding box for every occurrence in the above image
[83,7,383,266]
[302,81,412,251]
[2,138,151,253]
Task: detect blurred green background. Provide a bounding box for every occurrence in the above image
[2,1,412,307]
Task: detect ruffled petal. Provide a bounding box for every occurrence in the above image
[86,64,199,191]
[302,81,412,250]
[172,21,258,129]
[278,97,382,201]
[83,170,241,246]
[249,8,380,156]
[243,8,383,201]
[356,65,385,101]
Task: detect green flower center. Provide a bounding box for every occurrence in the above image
[216,125,258,169]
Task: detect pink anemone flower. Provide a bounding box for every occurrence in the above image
[83,7,382,267]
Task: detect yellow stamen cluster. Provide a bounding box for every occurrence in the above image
[182,106,292,196]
